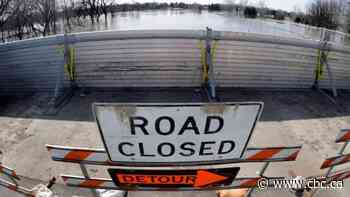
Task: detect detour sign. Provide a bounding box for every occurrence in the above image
[94,103,263,165]
[108,168,240,189]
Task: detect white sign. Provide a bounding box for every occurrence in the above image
[94,103,263,165]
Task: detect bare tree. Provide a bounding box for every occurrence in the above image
[257,0,267,17]
[346,5,350,33]
[35,0,56,36]
[62,0,75,31]
[0,0,13,42]
[9,0,37,40]
[308,0,342,30]
[81,0,100,23]
[100,0,114,21]
[236,0,249,16]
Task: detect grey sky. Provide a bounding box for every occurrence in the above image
[116,0,311,12]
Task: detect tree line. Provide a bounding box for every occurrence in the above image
[293,0,350,33]
[1,0,350,42]
[0,0,118,42]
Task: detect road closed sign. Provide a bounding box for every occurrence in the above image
[93,103,263,165]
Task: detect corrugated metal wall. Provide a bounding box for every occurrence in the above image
[74,36,202,87]
[319,51,350,89]
[0,30,349,96]
[214,40,317,88]
[213,31,350,89]
[0,36,64,95]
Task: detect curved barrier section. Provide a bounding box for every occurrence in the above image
[0,36,65,95]
[0,29,350,95]
[73,36,202,87]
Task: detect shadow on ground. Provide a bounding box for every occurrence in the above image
[1,87,350,122]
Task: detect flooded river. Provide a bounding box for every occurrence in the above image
[65,9,321,39]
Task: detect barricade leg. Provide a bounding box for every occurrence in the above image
[80,163,100,197]
[246,162,270,197]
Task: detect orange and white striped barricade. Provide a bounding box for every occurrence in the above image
[320,129,350,177]
[320,153,350,169]
[0,164,19,180]
[310,129,350,197]
[244,146,301,197]
[241,147,300,162]
[0,177,35,197]
[0,163,34,196]
[327,168,350,182]
[46,144,301,193]
[335,129,350,143]
[46,145,302,166]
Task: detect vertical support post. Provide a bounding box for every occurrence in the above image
[323,58,338,98]
[313,49,320,89]
[53,34,66,100]
[321,28,325,42]
[80,164,99,197]
[54,6,69,101]
[205,27,216,100]
[314,28,326,90]
[246,162,270,197]
[314,28,337,99]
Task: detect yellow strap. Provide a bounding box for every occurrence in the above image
[316,49,327,81]
[59,45,76,81]
[198,40,218,83]
[198,40,208,82]
[69,47,76,80]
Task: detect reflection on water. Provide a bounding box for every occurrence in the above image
[64,9,349,45]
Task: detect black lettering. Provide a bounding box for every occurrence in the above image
[178,116,200,135]
[139,143,155,157]
[218,140,235,154]
[204,116,224,134]
[155,116,175,135]
[179,142,196,156]
[129,117,149,135]
[118,142,135,156]
[199,141,216,156]
[157,142,175,157]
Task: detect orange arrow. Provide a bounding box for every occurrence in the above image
[194,170,228,187]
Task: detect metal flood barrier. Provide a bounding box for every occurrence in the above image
[1,29,350,96]
[0,35,65,96]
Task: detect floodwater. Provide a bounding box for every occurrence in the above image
[63,9,348,44]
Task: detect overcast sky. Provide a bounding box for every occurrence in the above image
[116,0,311,12]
